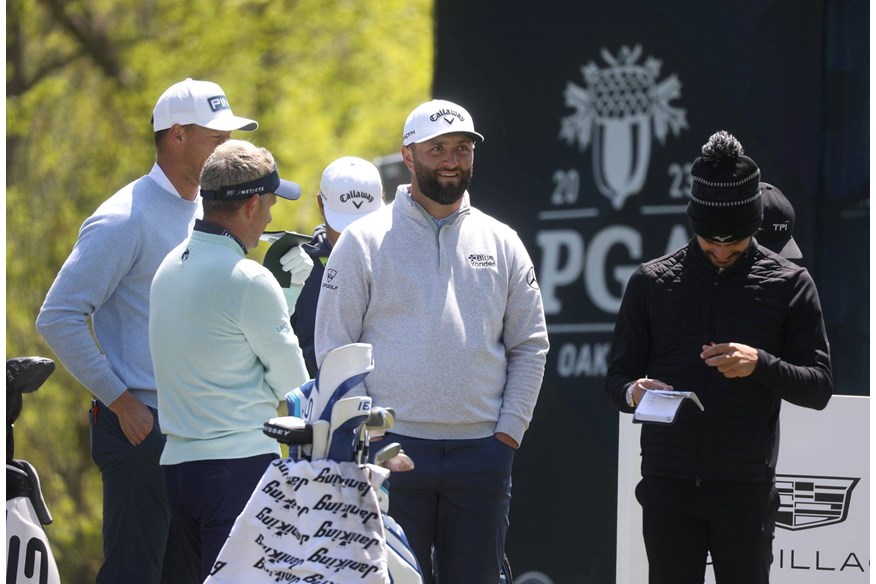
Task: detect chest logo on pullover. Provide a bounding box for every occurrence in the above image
[468,253,496,268]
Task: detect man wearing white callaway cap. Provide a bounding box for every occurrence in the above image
[37,78,257,584]
[316,99,548,583]
[289,156,384,376]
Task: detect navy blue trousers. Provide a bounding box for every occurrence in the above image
[636,476,779,584]
[384,433,514,584]
[162,453,278,581]
[90,400,196,584]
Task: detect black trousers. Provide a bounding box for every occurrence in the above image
[636,476,779,584]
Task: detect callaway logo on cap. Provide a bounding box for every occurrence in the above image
[319,156,384,233]
[402,99,485,146]
[152,78,258,132]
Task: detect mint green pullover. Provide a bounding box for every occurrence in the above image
[150,229,309,464]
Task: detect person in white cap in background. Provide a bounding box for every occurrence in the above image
[315,99,549,583]
[36,78,257,584]
[288,156,385,376]
[149,139,311,581]
[756,182,803,259]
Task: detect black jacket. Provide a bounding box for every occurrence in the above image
[606,239,832,483]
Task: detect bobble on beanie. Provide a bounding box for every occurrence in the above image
[687,131,762,242]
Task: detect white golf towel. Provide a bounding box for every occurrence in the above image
[205,458,390,584]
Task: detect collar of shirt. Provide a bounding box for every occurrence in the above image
[434,210,461,228]
[400,187,466,228]
[194,219,248,254]
[148,163,182,198]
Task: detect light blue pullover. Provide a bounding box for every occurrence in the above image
[36,165,201,409]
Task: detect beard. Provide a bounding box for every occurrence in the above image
[412,156,472,205]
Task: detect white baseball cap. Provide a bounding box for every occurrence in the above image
[320,156,384,233]
[152,78,258,132]
[401,99,484,146]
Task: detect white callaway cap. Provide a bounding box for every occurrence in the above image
[152,78,258,132]
[402,99,484,146]
[320,156,384,233]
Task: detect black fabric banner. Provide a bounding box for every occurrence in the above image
[430,1,868,582]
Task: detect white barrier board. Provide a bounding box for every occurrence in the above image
[616,395,869,583]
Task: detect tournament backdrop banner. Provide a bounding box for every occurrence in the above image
[432,1,825,582]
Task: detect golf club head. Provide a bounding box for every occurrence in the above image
[326,396,372,462]
[366,407,395,430]
[311,343,374,423]
[363,407,395,442]
[373,442,402,466]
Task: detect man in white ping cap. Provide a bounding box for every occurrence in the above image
[36,78,257,584]
[315,100,549,583]
[289,155,384,376]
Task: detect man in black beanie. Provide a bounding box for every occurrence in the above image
[606,130,832,583]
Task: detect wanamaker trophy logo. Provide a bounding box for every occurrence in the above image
[560,44,687,210]
[775,474,860,531]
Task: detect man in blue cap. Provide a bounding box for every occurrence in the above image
[149,139,311,581]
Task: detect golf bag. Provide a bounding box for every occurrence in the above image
[205,343,423,584]
[6,357,61,584]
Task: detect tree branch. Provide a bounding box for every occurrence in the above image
[37,0,131,86]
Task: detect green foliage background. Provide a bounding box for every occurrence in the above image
[6,1,433,581]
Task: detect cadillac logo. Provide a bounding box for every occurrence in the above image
[775,475,860,531]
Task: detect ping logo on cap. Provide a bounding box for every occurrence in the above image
[208,95,231,113]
